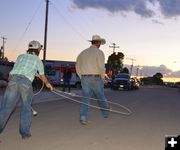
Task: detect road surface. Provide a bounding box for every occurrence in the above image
[0,85,180,150]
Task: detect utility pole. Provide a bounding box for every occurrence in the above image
[1,36,7,59]
[43,0,49,63]
[109,43,119,53]
[126,57,136,76]
[136,65,140,76]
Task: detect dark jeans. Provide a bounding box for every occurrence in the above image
[63,79,71,92]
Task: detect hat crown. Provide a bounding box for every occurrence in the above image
[28,40,42,50]
[92,35,101,41]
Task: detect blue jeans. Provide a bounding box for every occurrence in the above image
[0,75,33,137]
[80,76,109,121]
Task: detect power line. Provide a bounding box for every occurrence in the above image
[14,0,43,51]
[51,2,87,41]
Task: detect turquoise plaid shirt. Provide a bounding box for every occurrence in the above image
[10,54,44,82]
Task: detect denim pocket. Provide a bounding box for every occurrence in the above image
[21,83,31,90]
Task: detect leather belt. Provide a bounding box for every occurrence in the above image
[82,74,100,77]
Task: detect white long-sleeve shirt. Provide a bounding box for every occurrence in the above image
[76,45,105,78]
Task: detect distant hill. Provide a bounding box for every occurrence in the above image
[124,64,180,78]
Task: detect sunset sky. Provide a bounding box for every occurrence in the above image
[1,0,180,74]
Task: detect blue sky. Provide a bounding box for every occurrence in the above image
[1,0,180,76]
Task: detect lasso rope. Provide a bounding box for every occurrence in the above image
[33,82,132,116]
[52,88,132,116]
[34,83,45,96]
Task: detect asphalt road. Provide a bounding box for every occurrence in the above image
[0,85,180,150]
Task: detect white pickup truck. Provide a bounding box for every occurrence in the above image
[46,69,81,89]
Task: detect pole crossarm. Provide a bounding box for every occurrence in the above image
[109,43,119,53]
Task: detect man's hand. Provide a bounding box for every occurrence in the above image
[8,75,12,81]
[38,74,53,91]
[46,83,53,91]
[35,73,40,78]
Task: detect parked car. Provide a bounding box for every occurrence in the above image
[130,78,140,90]
[173,82,180,88]
[0,80,8,88]
[0,74,8,88]
[103,74,112,88]
[111,73,131,90]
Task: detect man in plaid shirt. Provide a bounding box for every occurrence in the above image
[0,40,53,139]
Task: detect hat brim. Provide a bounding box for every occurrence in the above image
[28,45,43,50]
[88,39,106,45]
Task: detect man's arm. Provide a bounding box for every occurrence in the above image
[75,56,82,79]
[97,50,105,78]
[36,59,53,90]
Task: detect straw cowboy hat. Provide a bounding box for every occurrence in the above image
[89,35,106,45]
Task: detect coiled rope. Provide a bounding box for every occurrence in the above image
[52,88,132,116]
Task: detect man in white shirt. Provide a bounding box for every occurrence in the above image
[76,35,110,125]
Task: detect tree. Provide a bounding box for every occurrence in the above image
[121,67,130,74]
[140,77,153,85]
[107,52,124,76]
[140,72,163,85]
[153,72,163,85]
